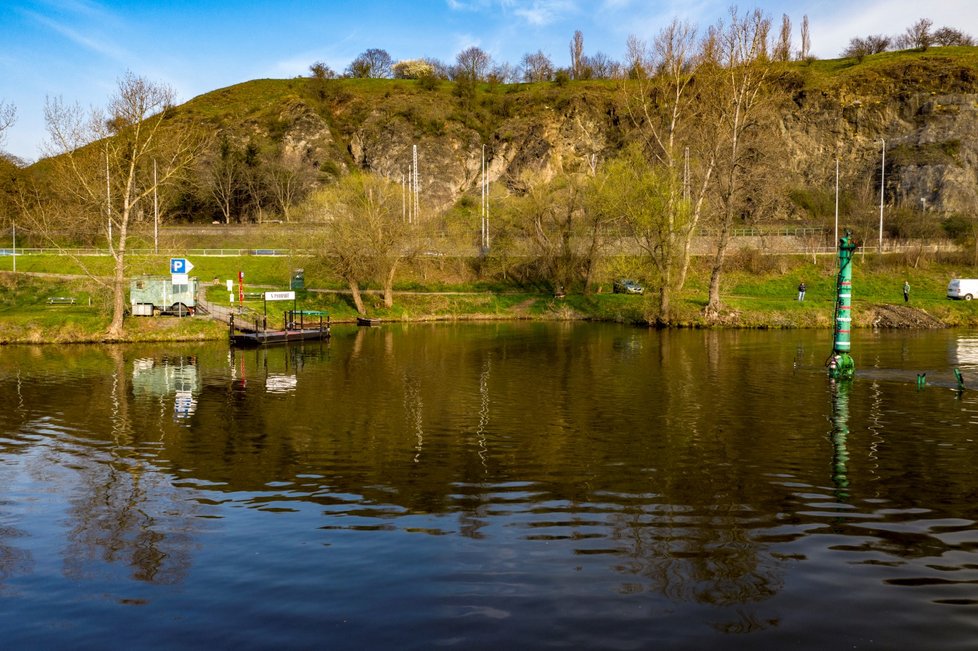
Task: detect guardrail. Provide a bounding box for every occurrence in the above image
[3,248,294,257]
[0,239,962,258]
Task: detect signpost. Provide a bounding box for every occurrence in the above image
[170,258,193,274]
[264,291,296,301]
[262,290,296,319]
[170,258,192,286]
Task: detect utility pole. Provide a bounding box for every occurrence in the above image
[834,158,839,246]
[412,144,419,224]
[105,148,112,246]
[153,159,159,254]
[879,139,885,253]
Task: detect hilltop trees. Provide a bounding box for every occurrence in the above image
[31,72,205,336]
[521,51,555,82]
[393,59,435,79]
[454,46,493,82]
[843,19,973,57]
[933,26,975,47]
[347,48,394,78]
[897,18,934,50]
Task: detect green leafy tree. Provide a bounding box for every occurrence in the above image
[311,173,414,313]
[596,147,687,324]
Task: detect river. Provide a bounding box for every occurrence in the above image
[1,323,977,649]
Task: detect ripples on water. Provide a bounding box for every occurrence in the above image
[1,326,978,649]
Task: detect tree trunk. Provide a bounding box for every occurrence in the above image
[706,219,732,318]
[657,264,672,325]
[383,260,399,308]
[107,214,129,338]
[348,280,366,315]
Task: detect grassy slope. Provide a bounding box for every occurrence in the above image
[2,250,977,344]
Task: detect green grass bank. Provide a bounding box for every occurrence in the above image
[1,252,977,344]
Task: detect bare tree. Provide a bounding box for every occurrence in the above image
[581,52,620,79]
[346,48,394,78]
[933,26,975,46]
[621,22,719,322]
[521,50,555,82]
[200,135,244,223]
[704,8,782,318]
[454,46,492,81]
[842,38,871,61]
[36,72,205,336]
[570,30,585,80]
[842,35,891,60]
[897,18,934,50]
[266,149,315,223]
[773,14,792,62]
[0,101,14,149]
[798,15,811,60]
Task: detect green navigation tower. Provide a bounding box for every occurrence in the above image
[828,230,857,380]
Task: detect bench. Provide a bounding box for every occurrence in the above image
[47,297,76,305]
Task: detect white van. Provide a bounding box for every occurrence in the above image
[947,278,978,300]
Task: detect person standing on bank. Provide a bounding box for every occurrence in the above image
[903,280,910,303]
[798,281,807,302]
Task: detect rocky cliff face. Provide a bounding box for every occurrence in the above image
[204,54,978,219]
[780,57,978,215]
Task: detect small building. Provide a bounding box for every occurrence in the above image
[130,275,198,316]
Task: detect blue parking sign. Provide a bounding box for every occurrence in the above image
[170,258,193,274]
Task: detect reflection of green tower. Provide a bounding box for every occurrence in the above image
[828,231,857,380]
[830,380,850,499]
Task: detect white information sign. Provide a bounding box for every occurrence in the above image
[264,291,296,301]
[171,273,189,285]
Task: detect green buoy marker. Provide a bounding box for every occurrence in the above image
[828,230,857,380]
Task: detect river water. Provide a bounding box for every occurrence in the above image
[1,323,978,650]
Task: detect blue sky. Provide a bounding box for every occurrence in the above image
[1,0,976,161]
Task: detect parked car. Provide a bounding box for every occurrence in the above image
[613,279,645,295]
[947,278,978,300]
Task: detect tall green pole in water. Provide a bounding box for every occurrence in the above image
[829,230,857,380]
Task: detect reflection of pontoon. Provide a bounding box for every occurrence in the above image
[132,356,199,418]
[265,374,298,393]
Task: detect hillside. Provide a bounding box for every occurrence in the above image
[22,47,978,226]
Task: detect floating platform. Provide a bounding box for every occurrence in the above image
[229,311,330,347]
[230,327,330,348]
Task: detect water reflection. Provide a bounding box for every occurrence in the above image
[132,355,199,419]
[829,379,850,499]
[1,327,978,648]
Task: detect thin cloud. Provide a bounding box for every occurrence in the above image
[510,0,578,26]
[22,9,128,61]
